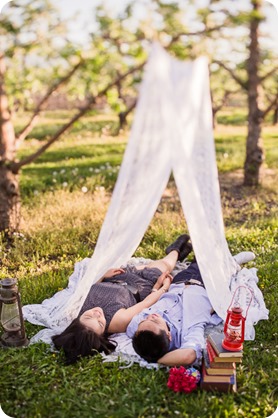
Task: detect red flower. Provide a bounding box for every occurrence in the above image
[167,367,201,393]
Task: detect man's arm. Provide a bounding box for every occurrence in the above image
[158,323,206,366]
[157,348,196,367]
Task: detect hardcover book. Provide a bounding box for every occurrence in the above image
[207,332,243,358]
[203,349,235,376]
[201,361,236,383]
[207,341,242,364]
[200,379,237,393]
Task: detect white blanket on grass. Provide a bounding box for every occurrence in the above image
[23,254,269,368]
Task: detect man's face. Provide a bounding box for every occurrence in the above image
[137,313,171,339]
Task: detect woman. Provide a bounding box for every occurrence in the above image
[52,234,192,364]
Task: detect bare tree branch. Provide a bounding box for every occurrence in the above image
[260,66,278,83]
[16,60,83,145]
[119,99,137,130]
[261,90,278,119]
[167,23,229,48]
[212,88,240,113]
[11,61,145,172]
[212,90,231,113]
[213,60,248,90]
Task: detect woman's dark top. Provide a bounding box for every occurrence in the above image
[78,266,161,331]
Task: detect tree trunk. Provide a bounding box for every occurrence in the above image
[0,54,20,233]
[243,0,264,186]
[273,106,278,125]
[212,108,217,129]
[0,167,20,232]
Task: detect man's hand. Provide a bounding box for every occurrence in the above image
[103,268,125,279]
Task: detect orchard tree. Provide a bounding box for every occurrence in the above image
[154,0,277,186]
[0,0,83,233]
[0,0,144,234]
[243,0,278,185]
[212,0,278,185]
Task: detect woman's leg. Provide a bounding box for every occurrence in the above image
[135,234,190,272]
[136,250,179,273]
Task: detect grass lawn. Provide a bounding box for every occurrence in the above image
[0,111,277,418]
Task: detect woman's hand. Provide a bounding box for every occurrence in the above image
[161,273,173,291]
[154,271,173,291]
[103,268,125,279]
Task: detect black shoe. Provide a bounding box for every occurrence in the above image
[179,241,193,261]
[165,234,190,260]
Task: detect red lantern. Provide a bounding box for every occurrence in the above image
[222,286,253,352]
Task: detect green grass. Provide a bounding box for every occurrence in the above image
[1,110,278,418]
[1,347,276,418]
[215,127,278,173]
[15,110,119,141]
[17,115,127,201]
[19,140,125,201]
[216,109,247,126]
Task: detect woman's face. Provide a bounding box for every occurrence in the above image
[79,307,107,335]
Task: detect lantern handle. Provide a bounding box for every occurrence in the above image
[228,285,254,320]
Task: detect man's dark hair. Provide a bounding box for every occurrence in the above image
[52,318,117,365]
[132,330,170,363]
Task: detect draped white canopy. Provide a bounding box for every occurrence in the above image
[23,43,268,342]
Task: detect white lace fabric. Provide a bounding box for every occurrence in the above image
[22,43,269,351]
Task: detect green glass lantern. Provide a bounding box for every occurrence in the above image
[0,278,28,347]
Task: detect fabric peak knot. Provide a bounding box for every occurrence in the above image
[167,366,201,394]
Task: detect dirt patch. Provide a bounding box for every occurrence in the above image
[219,167,277,192]
[158,168,277,225]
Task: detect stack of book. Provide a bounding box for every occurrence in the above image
[200,331,243,393]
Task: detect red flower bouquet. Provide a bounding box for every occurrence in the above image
[167,366,201,393]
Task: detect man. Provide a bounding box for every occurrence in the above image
[126,259,223,366]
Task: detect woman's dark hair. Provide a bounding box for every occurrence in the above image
[52,318,117,365]
[132,330,170,363]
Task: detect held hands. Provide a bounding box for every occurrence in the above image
[103,268,125,279]
[156,271,173,292]
[162,272,173,291]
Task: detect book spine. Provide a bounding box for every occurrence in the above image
[210,361,235,369]
[207,333,222,356]
[207,342,236,367]
[203,348,211,369]
[206,341,217,362]
[200,381,236,393]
